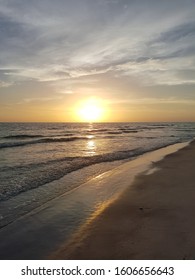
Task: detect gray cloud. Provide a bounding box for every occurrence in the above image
[0,0,195,100]
[157,21,195,43]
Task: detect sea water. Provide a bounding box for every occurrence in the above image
[0,122,195,229]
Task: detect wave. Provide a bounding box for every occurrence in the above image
[106,130,138,135]
[176,128,195,132]
[3,132,75,139]
[0,130,139,149]
[139,126,167,130]
[121,129,138,133]
[107,131,122,135]
[0,147,142,201]
[85,128,138,135]
[1,140,180,201]
[0,136,92,149]
[3,134,44,139]
[86,128,109,133]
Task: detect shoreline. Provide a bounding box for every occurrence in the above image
[0,141,192,259]
[53,140,195,260]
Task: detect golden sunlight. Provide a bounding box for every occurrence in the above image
[76,98,104,122]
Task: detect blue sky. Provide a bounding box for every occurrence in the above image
[0,0,195,121]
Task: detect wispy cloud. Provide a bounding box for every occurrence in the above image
[0,80,13,88]
[17,96,63,104]
[0,0,195,103]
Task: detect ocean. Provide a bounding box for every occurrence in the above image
[0,122,195,230]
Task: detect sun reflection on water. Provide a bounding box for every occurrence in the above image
[86,139,96,155]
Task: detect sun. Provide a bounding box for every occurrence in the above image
[76,98,104,122]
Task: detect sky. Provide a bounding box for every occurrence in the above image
[0,0,195,122]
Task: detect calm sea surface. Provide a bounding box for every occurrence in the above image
[0,122,195,229]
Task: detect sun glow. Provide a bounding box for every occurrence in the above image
[76,98,104,122]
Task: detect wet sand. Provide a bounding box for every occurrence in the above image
[54,140,195,260]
